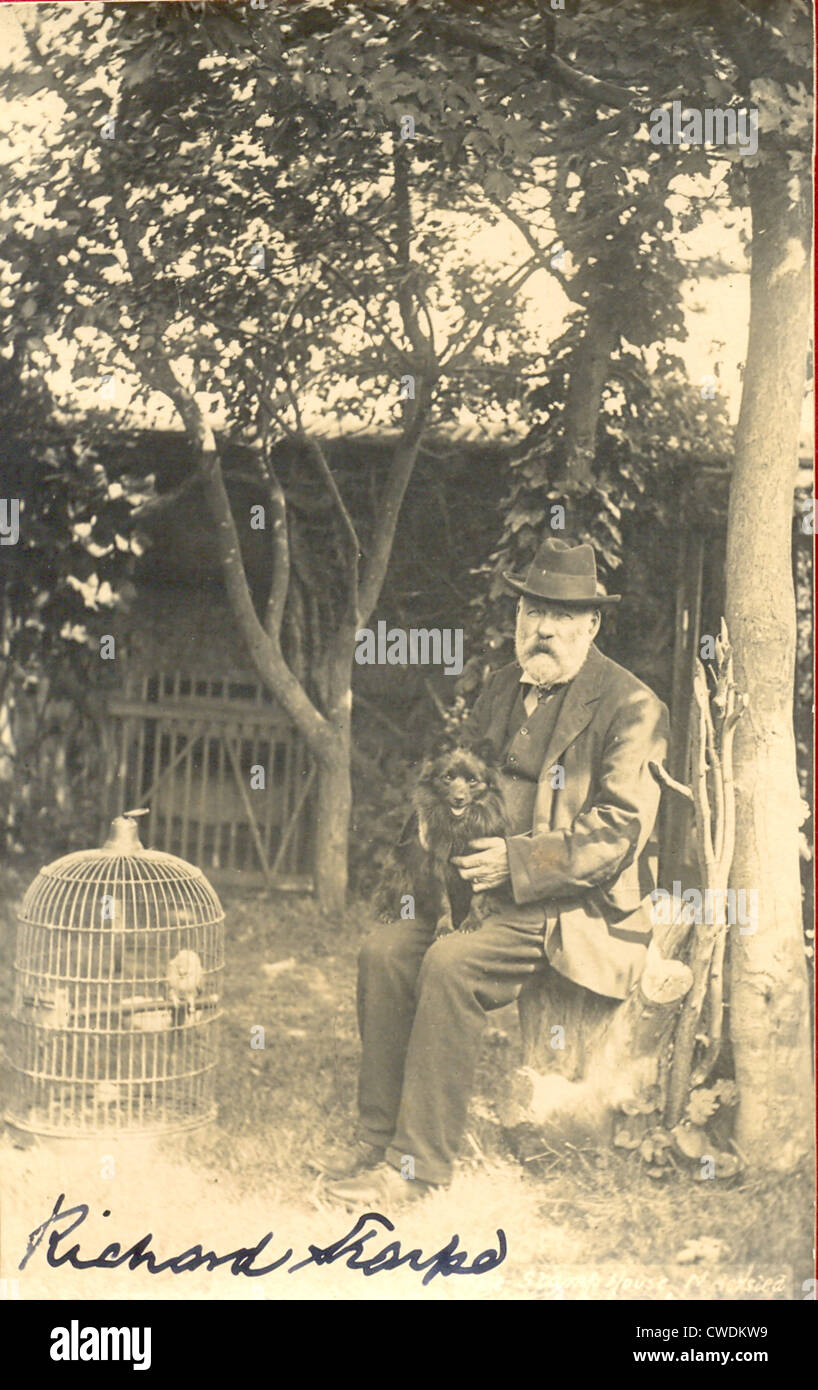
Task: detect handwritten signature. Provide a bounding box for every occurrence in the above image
[19,1194,507,1287]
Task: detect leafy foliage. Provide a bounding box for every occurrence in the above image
[613,1078,742,1181]
[474,344,733,679]
[0,0,811,912]
[0,353,150,851]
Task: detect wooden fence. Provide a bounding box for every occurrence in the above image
[105,669,315,889]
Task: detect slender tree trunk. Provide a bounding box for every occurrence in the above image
[562,293,618,485]
[725,158,813,1170]
[312,636,354,914]
[314,735,352,915]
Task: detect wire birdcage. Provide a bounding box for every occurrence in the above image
[6,810,225,1137]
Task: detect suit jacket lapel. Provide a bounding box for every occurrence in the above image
[540,644,606,776]
[484,665,524,752]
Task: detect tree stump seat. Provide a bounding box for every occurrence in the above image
[501,934,694,1148]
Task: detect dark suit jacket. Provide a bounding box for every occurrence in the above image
[466,644,669,999]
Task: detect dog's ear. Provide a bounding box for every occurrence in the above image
[416,746,442,780]
[427,731,458,759]
[472,737,498,766]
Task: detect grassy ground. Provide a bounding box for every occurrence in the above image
[0,863,812,1301]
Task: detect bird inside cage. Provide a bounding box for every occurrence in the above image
[166,948,204,1022]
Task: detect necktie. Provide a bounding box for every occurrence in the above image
[523,684,547,717]
[522,678,567,717]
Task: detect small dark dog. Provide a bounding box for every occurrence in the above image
[383,736,508,937]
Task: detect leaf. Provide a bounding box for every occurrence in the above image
[686,1087,720,1126]
[620,1094,660,1116]
[749,77,788,133]
[713,1080,738,1107]
[121,52,157,90]
[613,1127,641,1150]
[703,77,735,105]
[639,1134,672,1165]
[508,507,545,534]
[484,169,514,201]
[671,1123,709,1160]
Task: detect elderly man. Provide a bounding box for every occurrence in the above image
[319,536,669,1207]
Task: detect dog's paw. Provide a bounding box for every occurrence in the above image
[457,907,487,932]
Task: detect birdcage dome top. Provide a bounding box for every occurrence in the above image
[19,813,224,930]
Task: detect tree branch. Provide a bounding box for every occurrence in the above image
[428,19,640,110]
[392,138,431,369]
[317,257,410,371]
[543,52,638,109]
[649,760,695,803]
[131,343,329,750]
[260,451,290,644]
[280,376,361,624]
[484,195,579,302]
[691,662,716,874]
[441,255,542,370]
[357,378,433,627]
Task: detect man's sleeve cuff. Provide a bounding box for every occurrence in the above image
[506,833,539,905]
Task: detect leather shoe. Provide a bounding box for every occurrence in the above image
[308,1138,385,1180]
[324,1162,436,1210]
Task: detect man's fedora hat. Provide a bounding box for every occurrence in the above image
[503,537,621,607]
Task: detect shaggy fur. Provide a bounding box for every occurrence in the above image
[381,737,508,936]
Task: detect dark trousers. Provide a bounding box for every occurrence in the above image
[356,903,552,1184]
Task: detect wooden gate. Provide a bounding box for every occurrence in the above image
[105,668,315,889]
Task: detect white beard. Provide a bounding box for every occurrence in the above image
[520,650,563,686]
[514,617,595,689]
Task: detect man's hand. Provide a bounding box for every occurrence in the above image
[452,837,510,892]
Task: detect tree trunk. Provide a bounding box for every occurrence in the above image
[312,638,354,915]
[725,157,813,1170]
[502,937,693,1148]
[0,692,15,785]
[518,967,619,1082]
[314,738,351,916]
[562,293,619,485]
